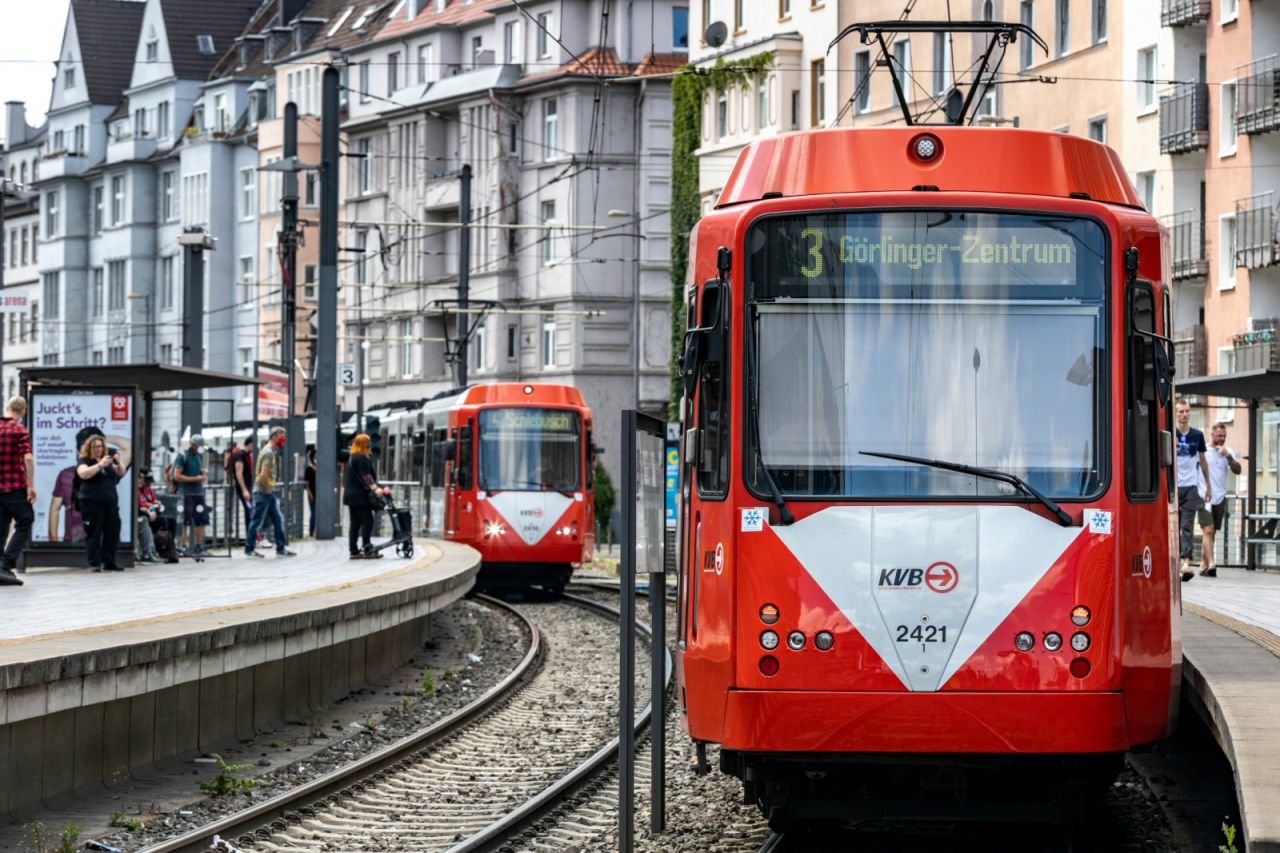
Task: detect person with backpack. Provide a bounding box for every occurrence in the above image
[246,428,296,558]
[173,435,209,556]
[77,433,126,572]
[227,436,254,543]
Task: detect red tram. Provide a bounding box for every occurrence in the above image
[675,125,1180,824]
[424,383,596,593]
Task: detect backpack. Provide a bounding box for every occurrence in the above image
[168,452,183,491]
[154,528,180,563]
[224,450,239,486]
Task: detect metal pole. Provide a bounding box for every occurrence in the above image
[181,236,205,436]
[650,549,666,834]
[0,187,7,389]
[1248,399,1258,571]
[456,164,472,388]
[618,410,636,852]
[315,68,339,540]
[281,102,300,536]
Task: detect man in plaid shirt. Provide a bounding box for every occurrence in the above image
[0,396,35,586]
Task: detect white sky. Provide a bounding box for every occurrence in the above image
[1,2,74,138]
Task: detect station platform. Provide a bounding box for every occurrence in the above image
[0,538,479,819]
[1181,569,1280,853]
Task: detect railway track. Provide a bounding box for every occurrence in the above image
[136,592,666,853]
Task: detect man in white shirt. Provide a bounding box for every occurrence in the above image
[1197,422,1242,577]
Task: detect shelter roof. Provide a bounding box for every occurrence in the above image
[23,364,262,394]
[1177,371,1280,401]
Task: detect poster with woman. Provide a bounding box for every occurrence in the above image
[29,389,135,546]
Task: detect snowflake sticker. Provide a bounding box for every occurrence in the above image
[741,507,766,532]
[1087,510,1113,535]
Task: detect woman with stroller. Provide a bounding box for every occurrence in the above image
[77,434,127,572]
[343,433,390,560]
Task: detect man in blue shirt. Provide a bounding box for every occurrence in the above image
[173,434,210,556]
[1174,399,1211,582]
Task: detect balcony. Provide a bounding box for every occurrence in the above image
[1159,83,1210,154]
[1232,330,1280,371]
[1167,209,1209,280]
[1235,192,1279,270]
[1174,325,1207,379]
[1161,0,1210,26]
[37,149,90,180]
[1238,56,1280,136]
[106,132,157,164]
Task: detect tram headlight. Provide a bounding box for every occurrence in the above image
[909,133,943,163]
[1071,606,1091,626]
[787,631,806,651]
[1014,632,1035,652]
[760,630,780,651]
[1043,632,1064,652]
[1070,632,1091,653]
[483,520,506,538]
[814,631,835,651]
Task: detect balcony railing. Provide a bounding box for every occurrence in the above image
[1161,0,1211,26]
[1238,56,1280,135]
[1167,209,1209,279]
[1174,325,1207,379]
[1235,192,1280,270]
[1159,83,1210,154]
[1232,330,1280,371]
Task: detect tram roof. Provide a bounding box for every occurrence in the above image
[716,127,1142,210]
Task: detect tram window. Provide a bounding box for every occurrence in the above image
[457,425,474,490]
[1126,284,1159,498]
[1163,289,1176,500]
[696,282,730,498]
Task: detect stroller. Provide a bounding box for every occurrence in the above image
[368,492,415,558]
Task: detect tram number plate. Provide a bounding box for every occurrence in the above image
[895,624,947,644]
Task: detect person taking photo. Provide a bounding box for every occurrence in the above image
[77,434,126,573]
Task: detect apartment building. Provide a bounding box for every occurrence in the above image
[1,104,46,398]
[689,0,839,211]
[339,0,685,479]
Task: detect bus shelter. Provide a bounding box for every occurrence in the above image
[1177,369,1280,570]
[18,364,260,568]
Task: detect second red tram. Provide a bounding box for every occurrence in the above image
[424,383,596,593]
[675,125,1181,823]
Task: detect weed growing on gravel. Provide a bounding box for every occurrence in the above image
[422,671,437,698]
[307,715,324,743]
[199,754,261,797]
[443,667,456,681]
[1220,821,1239,853]
[18,821,81,853]
[109,811,145,831]
[362,714,380,731]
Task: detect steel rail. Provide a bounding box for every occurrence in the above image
[136,594,540,853]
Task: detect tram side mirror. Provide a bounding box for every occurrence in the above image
[1154,339,1175,408]
[681,281,727,397]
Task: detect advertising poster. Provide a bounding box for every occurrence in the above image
[30,389,135,545]
[257,362,289,421]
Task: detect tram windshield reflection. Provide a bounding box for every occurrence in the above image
[478,407,582,492]
[746,210,1108,500]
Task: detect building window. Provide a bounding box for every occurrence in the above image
[1055,0,1069,56]
[64,66,75,88]
[810,59,826,125]
[504,21,518,63]
[1221,81,1238,156]
[537,12,552,57]
[107,260,126,311]
[1092,0,1107,43]
[673,7,689,48]
[241,168,255,219]
[108,345,124,365]
[1087,116,1107,142]
[1220,215,1237,289]
[45,192,58,235]
[1222,0,1238,23]
[507,324,517,360]
[933,33,952,96]
[6,231,13,269]
[162,171,176,221]
[891,39,912,107]
[52,129,64,152]
[757,78,769,130]
[239,348,253,399]
[359,61,371,102]
[1019,1,1035,70]
[983,0,994,19]
[471,318,486,372]
[401,318,414,376]
[734,0,744,31]
[42,272,58,319]
[540,200,556,264]
[855,50,871,113]
[779,0,791,18]
[19,227,28,265]
[355,230,368,283]
[388,51,400,93]
[92,351,104,366]
[1136,171,1155,211]
[134,107,148,138]
[111,175,126,224]
[160,343,173,364]
[790,89,800,129]
[145,37,158,61]
[541,313,556,368]
[160,255,175,309]
[717,89,728,137]
[358,138,372,192]
[239,255,254,308]
[471,36,483,66]
[418,43,433,84]
[1137,47,1156,111]
[73,124,84,154]
[91,267,104,316]
[305,172,317,206]
[92,186,104,233]
[542,98,558,158]
[304,264,317,301]
[158,101,169,137]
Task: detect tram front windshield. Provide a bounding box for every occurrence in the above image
[479,408,582,492]
[746,210,1108,500]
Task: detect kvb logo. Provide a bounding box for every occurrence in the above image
[111,395,130,421]
[877,561,959,593]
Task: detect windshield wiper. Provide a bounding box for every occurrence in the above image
[746,306,795,525]
[857,450,1074,527]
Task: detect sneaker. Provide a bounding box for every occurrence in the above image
[349,553,364,560]
[277,549,297,557]
[1180,570,1194,582]
[92,564,103,573]
[0,568,22,586]
[194,544,209,556]
[245,549,265,559]
[1200,566,1217,578]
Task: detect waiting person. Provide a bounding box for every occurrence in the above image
[77,434,126,572]
[229,435,254,542]
[344,433,390,559]
[1197,422,1242,578]
[1175,399,1211,583]
[246,428,296,558]
[304,446,317,537]
[0,396,35,586]
[173,435,209,556]
[136,471,162,563]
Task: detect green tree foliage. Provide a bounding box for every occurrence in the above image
[668,54,774,419]
[594,461,616,537]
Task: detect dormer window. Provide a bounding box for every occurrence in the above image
[328,6,354,37]
[353,4,377,29]
[63,66,75,88]
[196,34,215,55]
[435,0,446,11]
[145,39,158,61]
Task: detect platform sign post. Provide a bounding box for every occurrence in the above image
[619,410,667,851]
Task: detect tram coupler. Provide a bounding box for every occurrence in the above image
[692,741,710,775]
